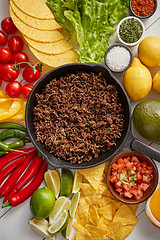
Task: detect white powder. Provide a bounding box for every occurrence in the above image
[105,46,131,71]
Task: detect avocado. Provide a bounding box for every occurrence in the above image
[133,99,160,144]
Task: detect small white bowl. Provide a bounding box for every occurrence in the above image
[145,184,160,228]
[117,16,145,47]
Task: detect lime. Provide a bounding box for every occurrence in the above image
[61,217,74,239]
[44,169,60,199]
[69,191,80,218]
[30,186,55,219]
[61,169,73,197]
[28,218,56,239]
[72,170,82,193]
[49,196,71,225]
[48,210,69,234]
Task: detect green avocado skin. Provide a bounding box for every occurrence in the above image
[133,99,160,144]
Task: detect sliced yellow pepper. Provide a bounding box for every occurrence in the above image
[3,99,27,122]
[0,90,6,98]
[0,100,21,121]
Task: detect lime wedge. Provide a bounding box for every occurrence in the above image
[69,191,80,218]
[49,196,71,225]
[48,210,69,234]
[72,170,82,193]
[61,217,74,239]
[28,218,56,240]
[61,169,73,197]
[44,169,60,199]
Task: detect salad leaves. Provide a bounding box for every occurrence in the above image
[46,0,129,63]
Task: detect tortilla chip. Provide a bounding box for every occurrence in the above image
[24,36,72,55]
[11,0,54,19]
[79,163,106,190]
[73,222,93,240]
[29,46,79,68]
[127,204,139,215]
[113,204,138,225]
[97,182,108,195]
[10,7,64,43]
[84,196,101,206]
[98,196,113,207]
[85,224,108,240]
[88,205,99,225]
[79,183,97,196]
[98,203,113,221]
[121,225,135,240]
[71,235,76,240]
[77,198,89,226]
[97,216,111,228]
[103,222,124,240]
[10,1,61,31]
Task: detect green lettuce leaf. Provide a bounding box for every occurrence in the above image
[46,0,129,63]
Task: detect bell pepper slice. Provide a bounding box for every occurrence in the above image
[3,99,27,122]
[0,90,6,98]
[0,100,21,121]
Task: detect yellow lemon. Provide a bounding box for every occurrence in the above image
[123,57,152,101]
[138,36,160,67]
[152,70,160,94]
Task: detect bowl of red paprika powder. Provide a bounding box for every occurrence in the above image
[129,0,157,19]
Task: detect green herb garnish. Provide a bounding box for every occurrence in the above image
[119,18,143,43]
[129,175,138,186]
[120,172,128,184]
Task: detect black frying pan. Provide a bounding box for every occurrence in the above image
[25,63,160,169]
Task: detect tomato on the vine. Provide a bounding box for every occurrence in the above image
[8,36,24,53]
[12,52,29,68]
[1,17,17,34]
[0,48,12,64]
[5,81,22,98]
[0,64,19,82]
[0,30,8,46]
[21,84,34,99]
[22,65,41,83]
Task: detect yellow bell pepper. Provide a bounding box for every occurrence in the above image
[0,90,6,98]
[0,100,21,121]
[5,99,27,122]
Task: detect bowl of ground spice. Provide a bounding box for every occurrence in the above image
[117,16,145,47]
[130,0,157,19]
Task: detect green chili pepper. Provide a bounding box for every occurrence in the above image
[0,122,27,132]
[0,141,10,152]
[0,140,25,157]
[9,140,25,149]
[0,129,30,141]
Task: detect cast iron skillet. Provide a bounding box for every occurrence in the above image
[25,63,160,169]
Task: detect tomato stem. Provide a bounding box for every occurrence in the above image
[12,62,42,73]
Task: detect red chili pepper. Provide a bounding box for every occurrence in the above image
[0,156,25,187]
[0,150,37,197]
[2,159,48,208]
[3,155,43,203]
[0,147,35,171]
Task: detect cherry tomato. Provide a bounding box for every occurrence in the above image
[8,36,24,53]
[0,30,8,46]
[0,64,19,82]
[12,52,29,68]
[1,17,17,34]
[22,65,41,83]
[0,48,12,64]
[5,81,22,98]
[21,84,34,98]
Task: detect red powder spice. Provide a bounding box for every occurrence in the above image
[131,0,155,16]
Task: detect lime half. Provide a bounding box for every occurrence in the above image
[61,169,73,197]
[28,218,56,240]
[44,169,60,199]
[48,210,69,234]
[49,196,71,225]
[69,191,80,218]
[72,170,82,193]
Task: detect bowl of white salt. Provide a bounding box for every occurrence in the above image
[104,44,133,73]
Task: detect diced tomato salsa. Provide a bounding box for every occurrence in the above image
[109,155,154,200]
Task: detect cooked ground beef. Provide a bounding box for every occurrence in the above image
[33,71,124,164]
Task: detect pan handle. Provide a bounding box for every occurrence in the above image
[131,138,160,162]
